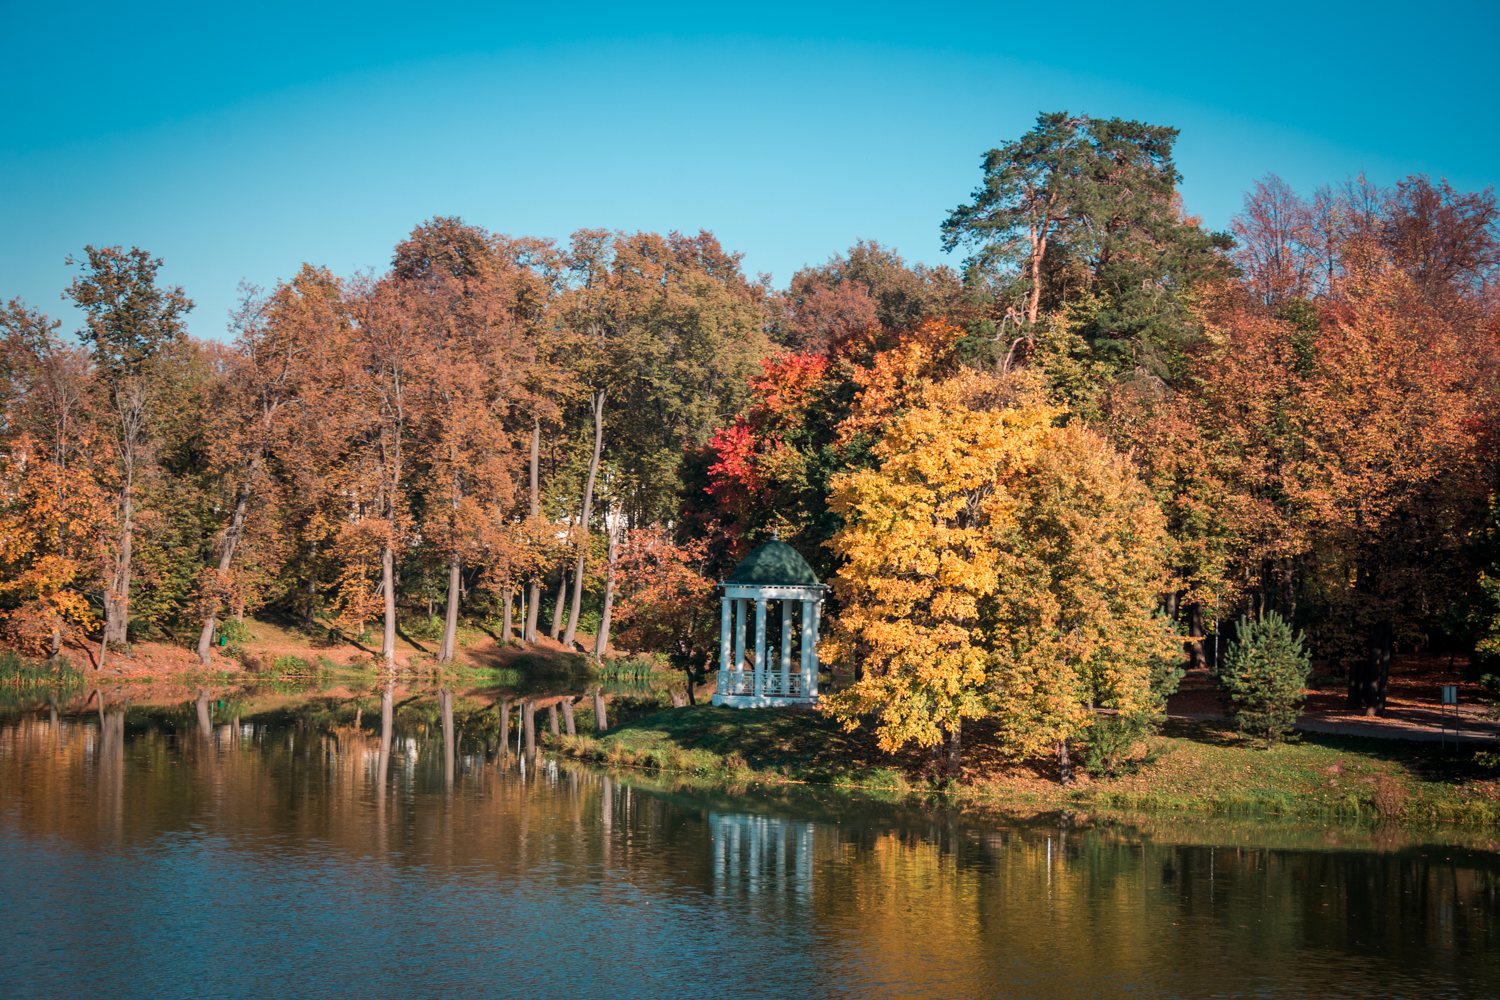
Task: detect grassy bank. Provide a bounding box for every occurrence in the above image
[550,704,1500,826]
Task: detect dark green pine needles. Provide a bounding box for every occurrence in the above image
[1217,612,1312,747]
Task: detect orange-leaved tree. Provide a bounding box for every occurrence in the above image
[193,266,341,665]
[0,300,114,661]
[611,525,719,702]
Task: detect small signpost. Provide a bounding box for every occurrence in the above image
[1440,684,1459,749]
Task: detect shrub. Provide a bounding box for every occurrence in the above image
[1082,712,1156,777]
[1216,612,1312,747]
[271,654,312,677]
[218,619,252,643]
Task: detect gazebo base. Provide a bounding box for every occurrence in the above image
[711,693,820,710]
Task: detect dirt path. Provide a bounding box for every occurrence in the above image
[1168,657,1499,745]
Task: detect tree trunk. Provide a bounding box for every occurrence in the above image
[525,581,541,644]
[593,503,622,660]
[438,554,460,663]
[498,699,511,757]
[564,390,606,649]
[103,491,133,646]
[947,718,963,775]
[1027,223,1050,325]
[381,544,397,669]
[561,698,576,736]
[525,418,541,644]
[550,567,568,641]
[196,470,256,667]
[302,542,319,629]
[1056,737,1073,785]
[1186,602,1206,670]
[501,582,513,646]
[523,700,536,758]
[548,703,560,737]
[592,686,608,732]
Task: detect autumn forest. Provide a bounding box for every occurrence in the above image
[4,111,1499,765]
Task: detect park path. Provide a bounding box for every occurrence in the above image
[1167,660,1500,744]
[1168,708,1500,744]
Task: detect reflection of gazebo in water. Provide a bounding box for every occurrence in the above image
[713,537,827,708]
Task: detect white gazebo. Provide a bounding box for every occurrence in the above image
[712,538,826,708]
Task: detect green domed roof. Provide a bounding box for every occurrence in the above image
[726,539,820,586]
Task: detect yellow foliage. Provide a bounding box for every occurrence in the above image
[0,436,112,654]
[823,384,1179,758]
[984,423,1182,757]
[823,394,1055,750]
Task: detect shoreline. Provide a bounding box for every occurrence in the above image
[549,704,1500,828]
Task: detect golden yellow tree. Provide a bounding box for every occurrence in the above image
[824,377,1179,778]
[822,386,1055,756]
[985,422,1181,776]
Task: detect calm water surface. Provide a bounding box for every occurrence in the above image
[2,698,1498,999]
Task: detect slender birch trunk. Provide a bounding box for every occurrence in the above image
[438,442,463,663]
[593,503,622,660]
[563,390,605,648]
[526,581,542,645]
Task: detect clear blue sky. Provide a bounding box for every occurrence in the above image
[3,1,1496,340]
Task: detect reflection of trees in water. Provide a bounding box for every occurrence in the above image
[2,712,1498,991]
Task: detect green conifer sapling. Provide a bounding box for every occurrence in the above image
[1217,612,1311,748]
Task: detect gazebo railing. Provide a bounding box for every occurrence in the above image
[719,670,756,696]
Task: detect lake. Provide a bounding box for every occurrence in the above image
[2,692,1497,998]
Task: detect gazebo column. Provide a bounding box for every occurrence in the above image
[780,601,793,696]
[719,596,732,694]
[734,598,748,689]
[753,598,768,698]
[811,600,823,682]
[801,600,815,698]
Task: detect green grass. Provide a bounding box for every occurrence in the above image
[547,705,1500,824]
[0,650,84,689]
[549,704,911,790]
